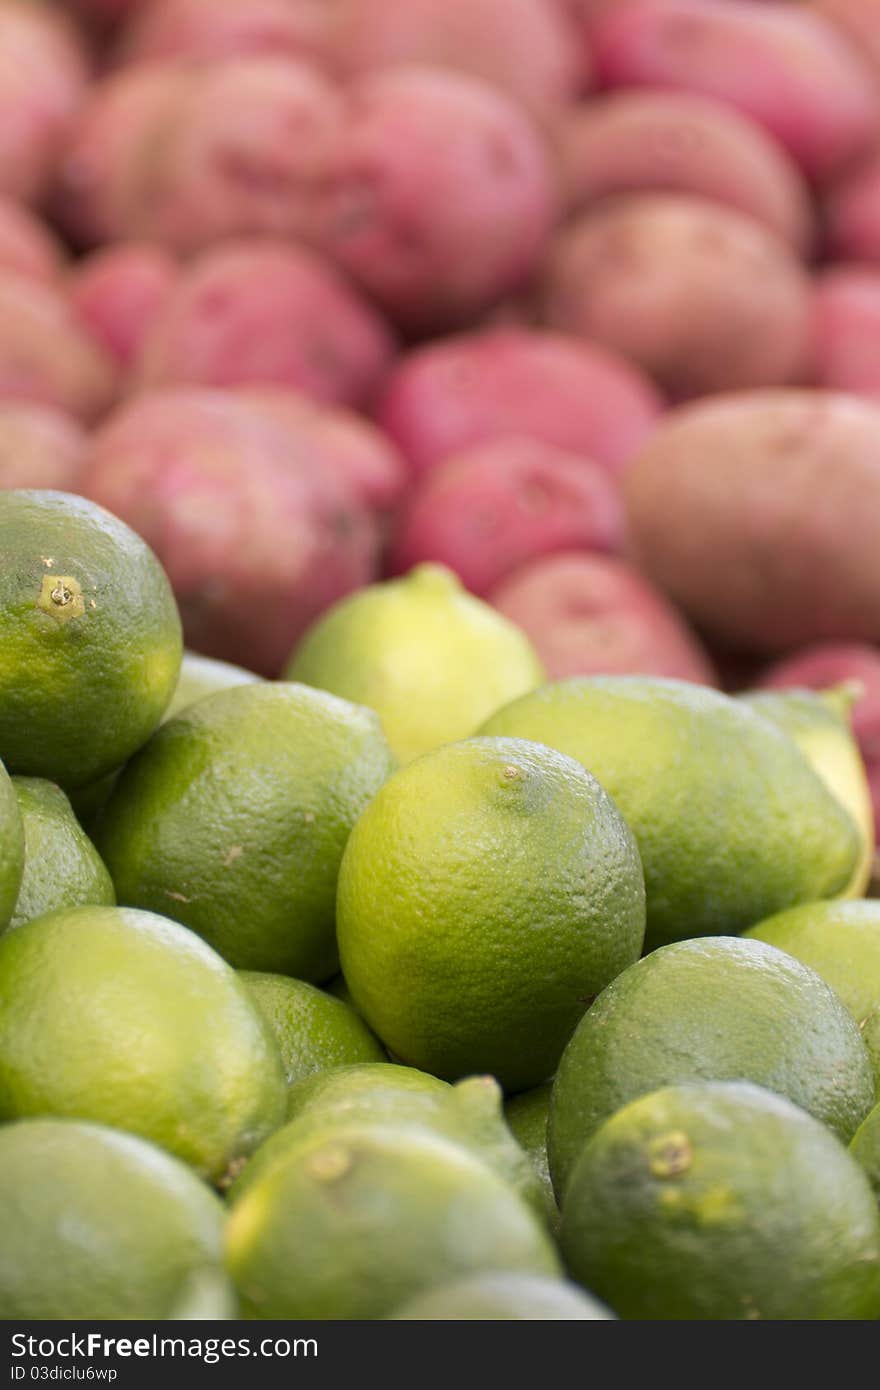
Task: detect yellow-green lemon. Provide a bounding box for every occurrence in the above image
[285,563,544,763]
[741,686,874,897]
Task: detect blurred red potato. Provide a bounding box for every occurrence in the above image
[811,1,880,83]
[76,389,380,675]
[323,0,587,117]
[117,0,584,117]
[236,388,408,515]
[114,0,331,66]
[560,91,813,254]
[758,643,880,829]
[0,270,117,422]
[591,0,880,182]
[542,195,813,399]
[0,198,66,283]
[72,0,145,24]
[318,67,559,333]
[134,239,395,409]
[0,403,87,490]
[489,551,716,684]
[127,57,347,254]
[68,243,178,369]
[825,156,880,265]
[56,57,346,255]
[625,390,880,654]
[812,266,880,397]
[0,0,89,203]
[389,437,623,595]
[376,327,662,483]
[54,62,192,247]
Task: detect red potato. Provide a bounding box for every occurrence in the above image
[77,389,380,675]
[376,327,663,483]
[134,239,396,409]
[0,1,90,203]
[68,242,178,369]
[0,403,87,490]
[548,1,608,83]
[54,62,191,247]
[625,390,880,653]
[591,0,879,182]
[812,1,880,82]
[123,57,347,254]
[317,66,559,332]
[388,437,624,595]
[488,550,717,684]
[115,0,330,66]
[56,56,347,255]
[758,642,880,826]
[324,0,587,117]
[812,267,880,398]
[825,156,880,265]
[0,198,65,283]
[542,195,813,399]
[235,387,408,515]
[0,270,117,423]
[73,0,144,23]
[560,91,813,255]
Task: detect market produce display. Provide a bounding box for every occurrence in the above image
[4,0,880,1326]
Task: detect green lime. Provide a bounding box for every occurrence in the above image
[851,1101,880,1197]
[238,971,385,1089]
[165,650,261,722]
[0,490,182,788]
[235,1062,541,1214]
[0,1118,225,1320]
[740,686,874,897]
[226,1122,561,1319]
[285,563,544,764]
[548,936,875,1196]
[505,1083,558,1230]
[0,760,23,932]
[389,1273,612,1320]
[7,776,115,932]
[96,682,395,979]
[337,736,645,1091]
[560,1082,880,1320]
[745,899,880,1084]
[69,654,264,840]
[480,676,859,948]
[0,904,286,1183]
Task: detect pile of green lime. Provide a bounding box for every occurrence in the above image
[1,490,878,1323]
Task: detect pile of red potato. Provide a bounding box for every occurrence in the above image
[5,0,880,826]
